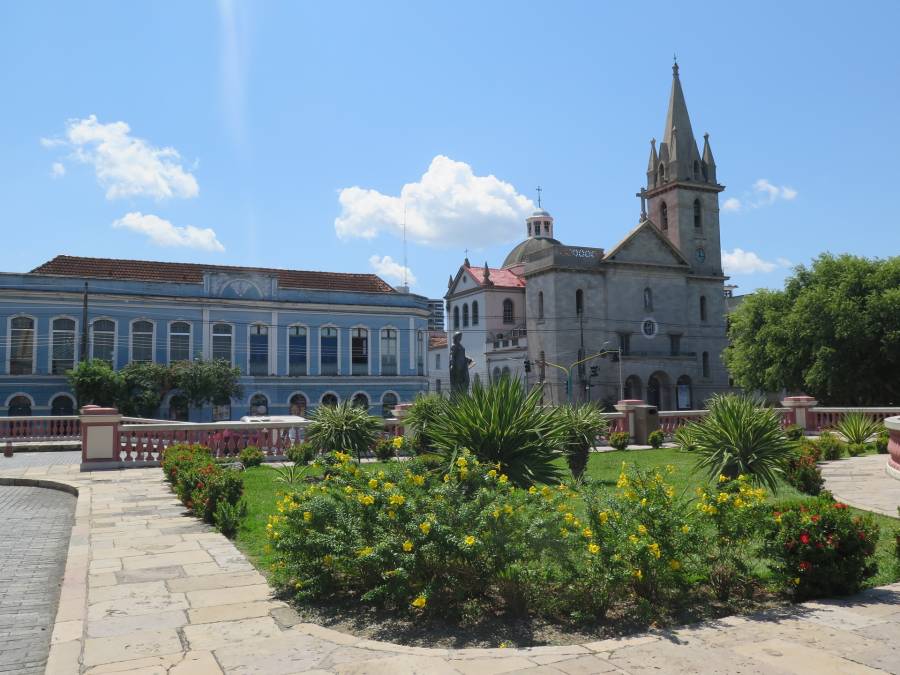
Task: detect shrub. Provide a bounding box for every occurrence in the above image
[874,428,889,454]
[608,431,630,451]
[559,404,608,481]
[784,424,805,441]
[764,498,879,600]
[816,431,846,461]
[286,442,316,465]
[692,394,792,490]
[847,442,868,457]
[784,441,824,496]
[647,430,664,449]
[403,393,447,455]
[673,423,698,452]
[427,377,567,486]
[834,412,881,446]
[215,499,247,538]
[161,443,244,528]
[239,446,265,468]
[374,437,401,461]
[306,400,382,461]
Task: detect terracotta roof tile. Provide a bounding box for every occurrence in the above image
[30,255,396,294]
[464,265,526,289]
[428,331,448,349]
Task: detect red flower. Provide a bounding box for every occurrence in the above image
[810,515,820,523]
[799,561,812,572]
[799,533,810,545]
[858,531,867,540]
[833,502,847,509]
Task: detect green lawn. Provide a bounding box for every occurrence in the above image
[235,449,899,587]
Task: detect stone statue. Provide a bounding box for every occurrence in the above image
[449,331,474,394]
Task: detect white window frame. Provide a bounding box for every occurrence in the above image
[5,391,35,412]
[247,323,270,376]
[350,324,371,376]
[286,323,310,376]
[319,390,340,407]
[349,390,372,412]
[49,315,79,375]
[129,318,156,364]
[90,317,117,367]
[318,324,341,376]
[210,321,235,366]
[7,314,37,376]
[248,391,270,415]
[167,320,193,364]
[287,391,309,416]
[380,390,400,418]
[49,392,77,415]
[379,325,398,376]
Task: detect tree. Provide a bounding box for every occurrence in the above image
[120,362,172,417]
[724,254,900,405]
[170,359,243,411]
[66,360,125,408]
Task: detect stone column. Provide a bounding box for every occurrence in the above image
[782,395,818,432]
[80,405,122,470]
[885,416,900,480]
[615,399,643,442]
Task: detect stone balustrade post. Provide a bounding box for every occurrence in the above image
[614,399,645,443]
[80,405,122,470]
[781,395,818,431]
[885,416,900,480]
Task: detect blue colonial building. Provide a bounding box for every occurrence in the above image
[0,255,430,420]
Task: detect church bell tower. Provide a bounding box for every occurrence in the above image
[642,62,724,276]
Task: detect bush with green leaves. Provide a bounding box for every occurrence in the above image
[834,412,881,446]
[215,499,247,538]
[647,430,665,449]
[403,393,447,454]
[161,444,244,529]
[785,440,824,496]
[608,431,630,451]
[816,431,846,461]
[286,442,316,465]
[426,377,566,486]
[691,394,792,490]
[784,424,805,441]
[306,400,382,461]
[373,437,401,461]
[239,446,265,468]
[673,423,698,452]
[764,498,879,600]
[874,428,889,454]
[559,404,608,481]
[847,442,868,457]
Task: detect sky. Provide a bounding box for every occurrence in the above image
[2,1,899,301]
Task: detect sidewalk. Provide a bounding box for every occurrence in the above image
[821,454,900,517]
[1,462,898,674]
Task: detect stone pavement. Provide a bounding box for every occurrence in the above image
[822,454,900,517]
[0,462,898,673]
[0,485,75,674]
[1,450,82,469]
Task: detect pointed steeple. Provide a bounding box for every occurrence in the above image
[482,262,493,286]
[662,61,701,180]
[646,138,659,187]
[701,132,717,183]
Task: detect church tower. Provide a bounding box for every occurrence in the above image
[642,62,724,276]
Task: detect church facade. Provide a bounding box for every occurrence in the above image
[445,64,731,410]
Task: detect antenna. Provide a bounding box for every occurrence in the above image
[402,205,408,288]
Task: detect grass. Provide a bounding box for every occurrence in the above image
[234,449,900,588]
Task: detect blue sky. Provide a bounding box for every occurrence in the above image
[2,1,898,301]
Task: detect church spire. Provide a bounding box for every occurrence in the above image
[702,132,717,183]
[662,61,701,181]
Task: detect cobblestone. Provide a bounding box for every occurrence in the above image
[0,486,75,674]
[0,451,81,469]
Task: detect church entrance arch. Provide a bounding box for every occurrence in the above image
[624,375,642,401]
[647,371,672,411]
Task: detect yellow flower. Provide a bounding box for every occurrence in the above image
[334,451,351,463]
[443,474,450,483]
[419,521,431,535]
[733,497,745,508]
[632,569,643,581]
[411,474,425,486]
[588,543,601,554]
[582,528,593,539]
[792,577,800,585]
[528,486,537,494]
[503,504,513,515]
[344,486,354,495]
[303,511,312,522]
[384,482,395,491]
[598,511,609,525]
[637,524,648,535]
[459,467,469,479]
[357,546,374,557]
[456,457,468,468]
[402,540,413,552]
[358,495,375,506]
[681,524,691,534]
[564,512,575,523]
[498,474,508,484]
[617,473,629,488]
[323,554,333,566]
[669,559,681,570]
[640,497,648,507]
[411,594,427,608]
[774,515,783,524]
[487,469,498,479]
[392,436,404,449]
[629,534,639,544]
[368,478,380,490]
[541,486,552,498]
[387,509,397,519]
[294,580,303,589]
[666,464,676,474]
[389,494,406,506]
[560,527,570,537]
[493,509,501,519]
[719,474,728,483]
[717,492,730,503]
[648,542,661,559]
[464,535,476,546]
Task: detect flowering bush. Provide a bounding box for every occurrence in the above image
[608,431,630,451]
[374,436,406,461]
[647,430,665,449]
[815,431,846,461]
[285,442,316,465]
[161,444,244,532]
[239,446,265,467]
[764,497,879,600]
[785,440,824,496]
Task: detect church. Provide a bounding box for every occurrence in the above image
[445,63,731,410]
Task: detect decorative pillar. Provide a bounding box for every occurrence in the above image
[615,399,643,442]
[885,416,900,480]
[781,395,818,431]
[80,405,122,470]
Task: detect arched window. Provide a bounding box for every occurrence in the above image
[624,375,642,401]
[380,328,398,375]
[676,375,692,410]
[320,327,338,376]
[9,317,35,376]
[249,324,269,376]
[435,379,441,393]
[381,392,398,418]
[91,319,116,366]
[321,393,338,407]
[702,352,710,378]
[643,288,653,311]
[289,393,308,417]
[658,163,665,183]
[575,289,584,317]
[462,303,469,328]
[50,394,75,416]
[700,295,708,322]
[660,202,668,231]
[352,328,368,375]
[132,320,154,364]
[351,393,369,410]
[288,325,308,376]
[492,366,501,382]
[502,366,511,378]
[250,393,269,415]
[52,318,76,374]
[471,301,479,325]
[502,298,514,324]
[169,394,189,421]
[211,323,232,364]
[453,306,460,329]
[538,291,544,320]
[693,199,701,229]
[8,395,32,416]
[169,322,191,363]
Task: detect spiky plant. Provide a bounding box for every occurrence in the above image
[306,400,382,462]
[559,404,609,481]
[692,394,792,491]
[833,412,881,446]
[674,423,699,452]
[403,393,449,454]
[427,376,567,486]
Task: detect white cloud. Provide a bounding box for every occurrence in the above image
[369,255,417,286]
[722,248,791,275]
[722,179,797,213]
[51,162,65,178]
[45,115,199,200]
[335,155,534,248]
[112,212,224,252]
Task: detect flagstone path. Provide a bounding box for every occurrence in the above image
[0,460,898,674]
[821,454,900,517]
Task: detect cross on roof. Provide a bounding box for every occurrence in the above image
[536,185,542,208]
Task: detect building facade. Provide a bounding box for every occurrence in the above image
[445,64,731,409]
[1,256,429,419]
[426,299,445,331]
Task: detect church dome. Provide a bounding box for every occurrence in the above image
[502,236,561,268]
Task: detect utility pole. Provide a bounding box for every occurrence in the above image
[80,282,88,362]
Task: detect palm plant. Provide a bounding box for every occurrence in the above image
[306,400,382,462]
[427,376,567,486]
[692,394,792,490]
[833,412,881,446]
[403,393,449,454]
[674,423,699,452]
[272,463,311,487]
[559,404,609,481]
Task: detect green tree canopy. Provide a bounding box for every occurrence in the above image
[170,358,243,410]
[724,254,900,405]
[67,359,126,408]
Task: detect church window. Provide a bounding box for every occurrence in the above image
[211,323,232,364]
[250,393,269,415]
[288,325,308,375]
[352,328,369,376]
[168,322,191,364]
[693,199,701,228]
[453,306,460,329]
[538,291,544,320]
[575,289,584,317]
[91,319,115,366]
[52,318,76,374]
[249,324,269,376]
[502,299,514,324]
[700,295,708,322]
[642,320,657,338]
[544,222,550,235]
[380,328,398,376]
[617,332,631,356]
[462,304,469,328]
[643,287,653,311]
[321,326,338,376]
[669,333,682,356]
[472,301,479,325]
[660,202,668,231]
[321,393,338,408]
[702,351,710,378]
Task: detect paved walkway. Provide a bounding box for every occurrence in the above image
[0,462,898,673]
[0,485,75,674]
[0,451,81,469]
[822,454,900,517]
